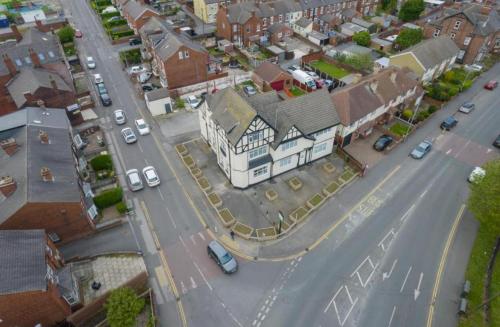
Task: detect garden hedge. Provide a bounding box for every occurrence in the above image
[90,154,113,171]
[94,187,123,209]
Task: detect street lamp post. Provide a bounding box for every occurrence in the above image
[278,211,284,235]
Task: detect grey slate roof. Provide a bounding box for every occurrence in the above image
[145,87,170,101]
[432,3,500,36]
[225,0,311,24]
[0,229,47,295]
[7,68,72,108]
[400,35,459,69]
[294,17,313,28]
[267,23,291,33]
[124,0,158,20]
[0,107,81,225]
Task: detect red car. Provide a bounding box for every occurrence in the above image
[484,80,498,90]
[75,29,83,38]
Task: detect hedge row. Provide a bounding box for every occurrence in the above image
[104,19,127,28]
[90,154,113,171]
[94,187,123,210]
[111,30,134,40]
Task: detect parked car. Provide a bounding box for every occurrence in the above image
[142,166,160,187]
[129,65,146,75]
[135,119,150,135]
[410,140,432,159]
[113,109,126,125]
[96,83,107,95]
[126,169,144,191]
[129,38,142,46]
[243,85,257,96]
[100,93,112,106]
[101,6,118,14]
[107,16,122,23]
[468,167,485,183]
[228,60,240,69]
[315,79,325,88]
[307,71,320,80]
[459,102,475,114]
[138,71,152,83]
[324,79,334,88]
[86,56,96,69]
[373,135,393,152]
[142,83,154,92]
[207,240,238,274]
[287,65,300,74]
[484,80,498,90]
[121,127,137,144]
[493,134,500,148]
[440,116,458,130]
[93,73,103,84]
[75,29,82,38]
[187,95,202,108]
[465,64,483,72]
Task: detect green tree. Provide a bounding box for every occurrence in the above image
[394,28,423,49]
[105,287,145,327]
[57,26,75,44]
[352,31,371,47]
[398,0,425,21]
[343,53,374,71]
[468,159,500,235]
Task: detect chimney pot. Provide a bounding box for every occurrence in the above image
[49,75,57,89]
[0,176,17,197]
[37,99,46,108]
[29,48,41,68]
[0,138,18,156]
[39,130,49,144]
[10,24,22,41]
[41,167,54,182]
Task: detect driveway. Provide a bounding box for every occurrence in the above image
[344,130,387,169]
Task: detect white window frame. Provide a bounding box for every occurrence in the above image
[248,130,264,143]
[433,29,440,37]
[450,32,456,40]
[281,139,298,151]
[178,51,184,59]
[249,146,267,160]
[313,142,328,154]
[253,166,268,177]
[279,157,292,167]
[184,50,189,58]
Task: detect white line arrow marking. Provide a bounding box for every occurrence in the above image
[414,272,424,300]
[383,259,398,281]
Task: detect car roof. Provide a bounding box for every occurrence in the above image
[126,168,138,174]
[136,118,146,124]
[208,240,229,257]
[445,116,457,122]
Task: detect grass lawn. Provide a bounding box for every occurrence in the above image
[289,86,305,96]
[389,122,411,137]
[310,59,349,79]
[208,47,224,56]
[459,224,500,327]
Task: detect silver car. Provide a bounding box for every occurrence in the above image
[121,127,137,144]
[113,109,126,125]
[410,140,432,159]
[459,102,475,114]
[207,240,238,274]
[126,169,143,191]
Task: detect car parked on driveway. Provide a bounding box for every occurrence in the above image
[126,169,144,191]
[142,166,160,187]
[307,71,320,80]
[86,56,96,69]
[113,109,126,125]
[410,140,432,159]
[207,240,238,274]
[141,83,154,92]
[440,116,458,130]
[129,38,142,46]
[128,65,146,75]
[243,85,257,96]
[493,134,500,148]
[100,93,112,106]
[187,95,202,109]
[459,102,475,114]
[287,65,300,74]
[373,135,393,152]
[93,73,103,84]
[484,80,498,90]
[138,71,152,83]
[135,119,150,135]
[121,127,137,144]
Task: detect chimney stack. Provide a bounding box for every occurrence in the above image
[29,48,41,68]
[369,80,378,93]
[390,70,397,84]
[0,176,17,197]
[40,167,54,182]
[37,99,46,109]
[2,54,17,77]
[0,138,18,156]
[39,130,49,144]
[49,75,57,90]
[10,24,22,42]
[23,91,35,105]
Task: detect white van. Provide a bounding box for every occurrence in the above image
[126,169,144,191]
[292,69,317,90]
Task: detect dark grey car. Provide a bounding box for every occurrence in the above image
[207,240,238,274]
[100,93,112,106]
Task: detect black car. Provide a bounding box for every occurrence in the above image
[440,116,458,130]
[493,134,500,148]
[142,83,154,92]
[100,93,112,106]
[129,38,142,46]
[373,135,393,152]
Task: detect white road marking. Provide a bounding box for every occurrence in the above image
[190,234,197,245]
[401,204,416,221]
[378,229,396,251]
[351,256,378,287]
[190,276,197,289]
[400,266,412,293]
[324,286,343,313]
[157,188,165,200]
[388,306,397,327]
[414,272,424,301]
[221,302,226,308]
[144,158,149,165]
[265,299,269,305]
[198,232,206,241]
[252,320,257,326]
[193,261,213,291]
[179,235,187,248]
[138,142,144,153]
[420,189,428,199]
[383,259,398,281]
[180,281,187,294]
[445,149,452,155]
[487,148,492,153]
[297,256,303,262]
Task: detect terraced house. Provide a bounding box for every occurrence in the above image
[198,88,340,188]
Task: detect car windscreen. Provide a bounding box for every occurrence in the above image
[220,253,233,265]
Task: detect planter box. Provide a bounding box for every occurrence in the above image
[256,227,278,241]
[218,208,235,227]
[196,177,212,192]
[265,189,278,201]
[207,192,223,209]
[306,193,325,209]
[323,181,340,197]
[190,167,203,178]
[322,162,336,174]
[232,221,254,240]
[182,155,196,169]
[339,169,356,183]
[287,177,303,191]
[289,206,309,224]
[176,144,189,156]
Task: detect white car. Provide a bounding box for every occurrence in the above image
[307,71,320,80]
[121,127,137,144]
[468,167,485,183]
[93,73,103,84]
[86,56,96,69]
[142,166,160,187]
[113,109,126,125]
[187,95,202,108]
[138,71,152,83]
[101,6,118,14]
[129,65,146,75]
[135,119,150,135]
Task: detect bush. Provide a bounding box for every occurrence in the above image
[175,98,185,109]
[428,105,437,114]
[100,11,120,19]
[105,287,145,327]
[93,187,123,209]
[90,154,113,171]
[58,26,75,44]
[95,0,112,6]
[111,30,134,39]
[398,0,425,21]
[352,31,371,47]
[119,49,141,65]
[116,201,128,214]
[394,28,423,49]
[104,19,127,28]
[416,110,430,122]
[402,109,413,120]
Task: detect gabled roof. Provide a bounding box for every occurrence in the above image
[267,23,291,34]
[123,0,158,20]
[254,61,292,83]
[0,229,47,296]
[294,17,313,28]
[7,68,72,108]
[393,36,459,70]
[225,0,308,24]
[430,4,500,36]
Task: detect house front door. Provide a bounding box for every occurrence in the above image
[298,150,306,166]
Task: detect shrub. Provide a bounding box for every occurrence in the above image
[428,105,437,114]
[462,79,473,90]
[111,30,134,39]
[95,0,112,6]
[90,154,113,171]
[416,110,430,122]
[104,19,127,28]
[394,28,423,49]
[116,201,128,214]
[58,26,75,44]
[448,85,459,97]
[93,187,123,209]
[398,0,425,21]
[352,31,371,47]
[402,109,413,120]
[105,287,145,327]
[119,49,141,65]
[175,97,185,109]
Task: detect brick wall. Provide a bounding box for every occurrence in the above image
[163,45,209,89]
[133,11,160,32]
[216,7,232,41]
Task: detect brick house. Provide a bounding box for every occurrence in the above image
[356,0,379,16]
[313,13,342,34]
[122,0,160,33]
[0,107,96,243]
[139,17,211,89]
[423,3,500,64]
[266,23,294,44]
[216,3,263,47]
[0,229,81,327]
[252,61,293,91]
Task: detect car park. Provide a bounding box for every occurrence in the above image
[493,134,500,148]
[113,109,126,125]
[126,169,144,191]
[440,116,458,130]
[100,93,112,106]
[459,102,475,114]
[129,38,142,46]
[243,85,257,96]
[142,166,160,187]
[207,240,238,274]
[373,135,393,152]
[410,140,432,159]
[138,71,152,83]
[86,56,96,69]
[468,167,485,183]
[187,95,202,109]
[96,83,107,95]
[484,80,498,90]
[93,73,103,84]
[135,119,150,135]
[121,127,137,144]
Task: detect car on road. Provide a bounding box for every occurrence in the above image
[86,56,96,69]
[128,65,146,75]
[484,80,498,90]
[440,116,458,130]
[93,73,103,84]
[121,127,137,144]
[468,167,485,183]
[493,134,500,148]
[113,109,126,125]
[459,102,475,114]
[135,119,150,135]
[100,93,112,106]
[138,71,152,83]
[187,95,202,109]
[126,169,144,191]
[243,85,257,96]
[207,240,238,274]
[142,166,160,187]
[129,38,142,46]
[287,65,300,74]
[75,29,82,38]
[373,135,393,152]
[410,140,432,159]
[96,83,107,95]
